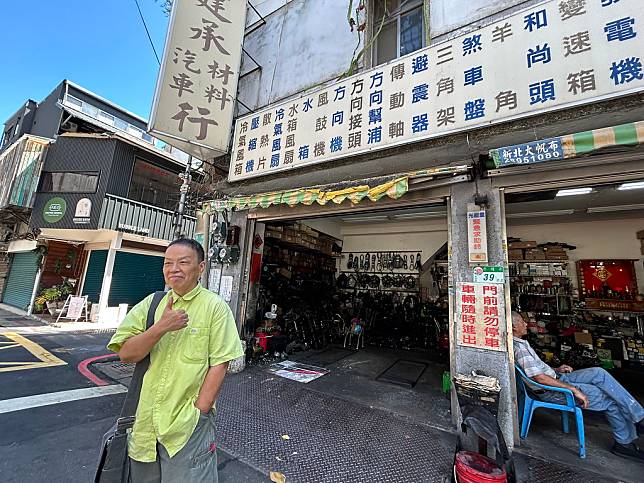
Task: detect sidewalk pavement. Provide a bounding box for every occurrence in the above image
[0,304,119,334]
[92,361,620,483]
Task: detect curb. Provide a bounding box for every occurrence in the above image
[78,354,121,386]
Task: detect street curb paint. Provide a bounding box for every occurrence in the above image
[77,354,119,386]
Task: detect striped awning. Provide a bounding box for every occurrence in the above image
[490,121,644,168]
[204,165,467,213]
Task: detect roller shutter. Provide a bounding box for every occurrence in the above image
[82,250,107,303]
[109,252,165,307]
[2,251,40,310]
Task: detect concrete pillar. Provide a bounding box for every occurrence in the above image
[194,209,210,286]
[217,210,253,329]
[96,232,123,320]
[448,178,518,449]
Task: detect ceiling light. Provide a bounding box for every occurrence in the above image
[556,187,593,197]
[340,215,389,223]
[586,204,644,213]
[506,209,574,219]
[617,181,644,191]
[393,211,447,220]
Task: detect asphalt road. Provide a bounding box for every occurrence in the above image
[0,320,266,483]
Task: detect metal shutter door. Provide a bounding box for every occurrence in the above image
[109,252,165,308]
[2,251,40,310]
[82,250,108,303]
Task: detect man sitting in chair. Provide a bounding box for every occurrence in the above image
[512,311,644,461]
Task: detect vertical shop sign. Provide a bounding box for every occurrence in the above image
[468,207,488,263]
[456,282,505,351]
[149,0,248,160]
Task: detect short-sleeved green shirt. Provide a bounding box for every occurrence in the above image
[107,284,243,462]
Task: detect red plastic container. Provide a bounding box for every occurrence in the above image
[455,451,506,483]
[255,332,270,351]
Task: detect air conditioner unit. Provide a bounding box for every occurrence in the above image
[61,121,78,132]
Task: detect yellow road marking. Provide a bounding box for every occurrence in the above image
[0,332,67,373]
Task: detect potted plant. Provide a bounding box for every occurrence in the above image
[35,286,63,315]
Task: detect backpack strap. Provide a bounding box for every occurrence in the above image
[119,291,167,418]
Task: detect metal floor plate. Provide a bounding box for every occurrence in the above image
[215,368,620,483]
[216,369,455,482]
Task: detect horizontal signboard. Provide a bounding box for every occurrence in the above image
[229,0,643,181]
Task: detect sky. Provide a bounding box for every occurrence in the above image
[0,0,169,124]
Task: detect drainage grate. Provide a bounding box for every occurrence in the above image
[376,360,428,388]
[93,361,134,381]
[524,456,612,483]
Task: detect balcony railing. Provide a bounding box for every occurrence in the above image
[62,94,192,165]
[99,194,195,241]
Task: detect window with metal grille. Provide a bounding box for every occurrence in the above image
[373,0,425,66]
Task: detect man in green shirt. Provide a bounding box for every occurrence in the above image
[107,238,243,482]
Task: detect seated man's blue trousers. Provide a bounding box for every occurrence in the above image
[559,367,644,444]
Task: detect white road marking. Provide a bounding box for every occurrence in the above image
[0,385,127,414]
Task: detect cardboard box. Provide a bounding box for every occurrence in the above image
[574,332,593,345]
[509,241,537,249]
[508,249,524,260]
[278,268,292,279]
[636,229,644,239]
[525,248,546,260]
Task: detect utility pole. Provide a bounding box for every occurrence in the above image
[173,155,192,240]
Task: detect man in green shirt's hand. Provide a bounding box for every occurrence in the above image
[118,296,188,364]
[107,238,244,482]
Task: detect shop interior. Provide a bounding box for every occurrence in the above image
[241,177,643,468]
[504,179,644,474]
[245,203,452,423]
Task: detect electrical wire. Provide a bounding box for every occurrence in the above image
[133,0,161,65]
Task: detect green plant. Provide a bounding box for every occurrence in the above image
[34,286,63,306]
[60,279,75,298]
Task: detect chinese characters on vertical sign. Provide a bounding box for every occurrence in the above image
[149,0,247,160]
[456,282,505,351]
[229,0,643,181]
[468,207,488,263]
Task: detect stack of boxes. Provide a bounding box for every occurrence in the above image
[543,244,569,260]
[508,239,569,261]
[508,240,537,260]
[265,222,335,255]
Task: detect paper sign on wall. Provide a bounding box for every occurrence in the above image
[456,282,505,352]
[219,275,234,302]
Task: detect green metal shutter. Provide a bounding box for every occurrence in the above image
[108,252,165,307]
[2,251,40,310]
[82,250,107,303]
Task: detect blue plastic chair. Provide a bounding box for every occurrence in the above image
[515,364,586,458]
